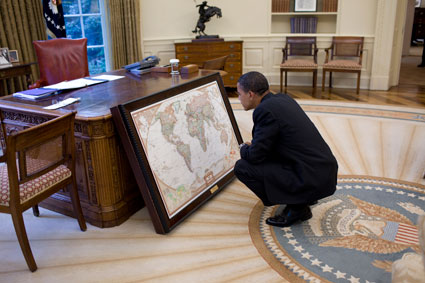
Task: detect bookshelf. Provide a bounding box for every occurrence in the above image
[271,0,338,34]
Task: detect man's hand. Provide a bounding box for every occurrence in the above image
[239,141,251,149]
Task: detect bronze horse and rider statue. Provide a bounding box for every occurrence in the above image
[192,1,222,38]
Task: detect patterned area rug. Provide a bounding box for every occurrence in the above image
[249,176,425,283]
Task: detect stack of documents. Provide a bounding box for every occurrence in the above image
[12,88,61,100]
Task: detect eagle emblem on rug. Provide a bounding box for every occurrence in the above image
[317,196,420,254]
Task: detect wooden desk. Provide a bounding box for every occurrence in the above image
[0,69,217,227]
[0,62,35,96]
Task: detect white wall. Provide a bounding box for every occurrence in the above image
[337,0,377,35]
[140,0,401,90]
[141,0,269,40]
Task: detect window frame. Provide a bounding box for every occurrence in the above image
[63,0,111,73]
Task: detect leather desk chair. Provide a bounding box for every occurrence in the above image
[201,55,229,78]
[280,37,318,92]
[30,38,89,89]
[0,111,86,272]
[322,36,364,94]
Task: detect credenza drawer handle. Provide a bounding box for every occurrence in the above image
[184,55,189,60]
[230,54,235,58]
[184,47,188,51]
[230,76,234,80]
[229,44,234,49]
[229,63,234,67]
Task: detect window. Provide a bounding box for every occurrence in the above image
[62,0,109,74]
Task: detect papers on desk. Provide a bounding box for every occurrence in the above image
[91,74,125,81]
[47,77,108,90]
[43,98,81,110]
[12,76,109,100]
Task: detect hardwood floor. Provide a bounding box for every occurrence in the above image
[269,84,425,108]
[229,47,425,108]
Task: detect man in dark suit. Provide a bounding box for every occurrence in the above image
[234,71,338,227]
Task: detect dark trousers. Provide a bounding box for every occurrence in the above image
[234,159,311,209]
[234,159,274,206]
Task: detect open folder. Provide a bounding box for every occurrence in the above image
[13,77,108,100]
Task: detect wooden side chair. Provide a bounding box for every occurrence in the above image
[322,36,364,94]
[280,36,318,92]
[0,110,86,272]
[30,38,89,89]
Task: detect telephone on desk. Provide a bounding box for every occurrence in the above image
[124,56,160,75]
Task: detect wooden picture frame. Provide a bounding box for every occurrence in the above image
[0,47,12,68]
[294,0,317,12]
[9,50,19,62]
[111,73,243,234]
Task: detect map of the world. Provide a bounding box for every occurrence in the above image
[131,81,240,217]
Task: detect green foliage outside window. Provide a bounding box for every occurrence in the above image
[62,0,106,75]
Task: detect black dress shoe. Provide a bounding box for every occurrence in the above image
[266,206,312,227]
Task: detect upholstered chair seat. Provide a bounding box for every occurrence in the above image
[323,60,362,70]
[0,164,71,206]
[280,59,318,69]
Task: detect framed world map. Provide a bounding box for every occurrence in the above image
[111,73,243,234]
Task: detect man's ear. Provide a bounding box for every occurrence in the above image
[248,90,255,99]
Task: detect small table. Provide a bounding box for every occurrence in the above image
[0,62,36,96]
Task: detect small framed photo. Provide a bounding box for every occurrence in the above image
[294,0,317,12]
[415,0,421,7]
[0,47,12,67]
[9,50,19,63]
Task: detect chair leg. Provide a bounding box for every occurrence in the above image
[68,181,87,231]
[356,72,361,94]
[32,205,40,217]
[280,69,283,93]
[284,71,288,89]
[313,70,317,89]
[322,70,326,91]
[329,72,333,89]
[10,209,37,272]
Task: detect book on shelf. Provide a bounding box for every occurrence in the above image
[322,0,338,12]
[272,0,290,12]
[290,17,317,33]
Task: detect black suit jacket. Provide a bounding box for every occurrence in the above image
[240,92,338,204]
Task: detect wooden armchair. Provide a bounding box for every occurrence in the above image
[322,36,364,94]
[30,38,89,89]
[280,37,318,92]
[0,110,86,272]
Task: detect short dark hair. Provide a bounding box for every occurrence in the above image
[237,71,269,95]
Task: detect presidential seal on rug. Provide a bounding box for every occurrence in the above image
[249,176,425,283]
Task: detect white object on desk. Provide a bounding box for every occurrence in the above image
[43,98,81,110]
[46,77,107,90]
[92,75,125,81]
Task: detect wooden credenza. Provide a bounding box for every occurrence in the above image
[175,40,243,88]
[414,8,425,41]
